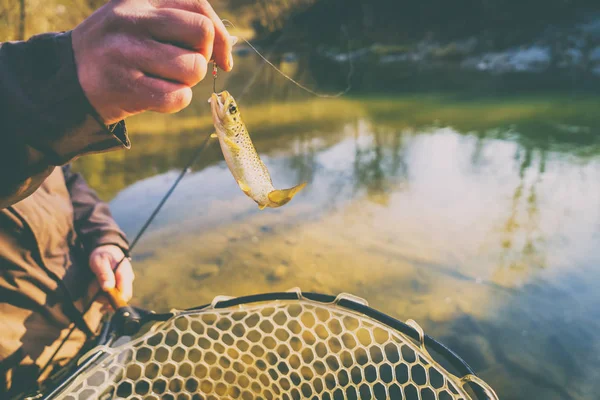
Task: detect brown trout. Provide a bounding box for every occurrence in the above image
[209,90,306,209]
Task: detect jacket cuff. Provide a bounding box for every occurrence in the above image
[85,231,131,258]
[8,31,130,165]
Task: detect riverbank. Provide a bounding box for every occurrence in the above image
[238,1,600,92]
[316,15,600,77]
[74,92,600,203]
[125,92,600,136]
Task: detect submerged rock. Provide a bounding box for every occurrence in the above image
[267,265,288,282]
[259,225,273,233]
[191,264,220,281]
[285,237,298,246]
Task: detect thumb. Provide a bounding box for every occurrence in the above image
[90,254,116,291]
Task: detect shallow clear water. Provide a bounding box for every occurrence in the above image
[74,50,600,400]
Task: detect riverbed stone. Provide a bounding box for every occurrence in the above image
[267,264,288,282]
[190,263,220,280]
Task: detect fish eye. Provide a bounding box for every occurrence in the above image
[229,104,238,114]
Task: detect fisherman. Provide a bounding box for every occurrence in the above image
[0,0,234,396]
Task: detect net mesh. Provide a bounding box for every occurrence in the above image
[54,296,484,400]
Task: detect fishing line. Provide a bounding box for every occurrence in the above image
[237,31,287,100]
[221,19,354,99]
[212,61,218,93]
[38,135,214,381]
[38,20,354,383]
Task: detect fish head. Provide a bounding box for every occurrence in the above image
[209,90,241,130]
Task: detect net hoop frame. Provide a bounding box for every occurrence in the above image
[38,289,498,400]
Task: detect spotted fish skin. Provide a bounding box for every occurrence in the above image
[209,91,306,209]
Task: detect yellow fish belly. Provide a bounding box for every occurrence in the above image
[210,91,306,209]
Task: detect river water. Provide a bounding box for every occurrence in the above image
[74,48,600,400]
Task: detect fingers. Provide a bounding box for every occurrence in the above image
[103,67,193,116]
[89,246,134,305]
[89,252,116,291]
[152,0,234,71]
[89,281,112,312]
[73,0,236,123]
[115,258,135,302]
[146,8,215,62]
[135,74,194,114]
[130,39,208,86]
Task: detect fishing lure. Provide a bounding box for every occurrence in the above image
[209,90,307,209]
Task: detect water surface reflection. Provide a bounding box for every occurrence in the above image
[73,52,600,400]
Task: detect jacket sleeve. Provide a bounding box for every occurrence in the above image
[63,164,130,256]
[0,31,130,209]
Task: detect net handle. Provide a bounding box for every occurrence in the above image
[104,287,128,310]
[103,287,142,336]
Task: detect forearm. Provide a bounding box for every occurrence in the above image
[63,165,129,256]
[0,32,129,208]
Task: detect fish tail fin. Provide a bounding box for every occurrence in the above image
[267,182,307,208]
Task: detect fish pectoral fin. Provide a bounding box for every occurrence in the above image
[258,204,266,210]
[210,132,218,139]
[237,180,251,195]
[267,182,307,207]
[223,136,241,153]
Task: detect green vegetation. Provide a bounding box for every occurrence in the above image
[253,0,600,47]
[74,93,600,200]
[0,0,102,40]
[3,0,598,46]
[127,92,600,141]
[225,0,317,36]
[0,0,242,41]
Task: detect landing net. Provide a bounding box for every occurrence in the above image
[48,290,497,400]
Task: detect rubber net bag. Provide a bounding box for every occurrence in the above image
[49,290,497,400]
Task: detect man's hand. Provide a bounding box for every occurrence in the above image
[89,244,134,302]
[72,0,235,125]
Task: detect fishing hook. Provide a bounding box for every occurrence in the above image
[212,61,218,93]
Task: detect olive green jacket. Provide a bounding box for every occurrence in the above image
[0,31,130,395]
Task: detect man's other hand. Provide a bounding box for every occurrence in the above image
[89,244,134,303]
[72,0,235,125]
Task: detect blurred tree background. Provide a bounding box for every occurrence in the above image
[0,0,103,40]
[1,0,599,46]
[0,0,308,41]
[240,0,600,48]
[231,0,600,50]
[1,0,599,94]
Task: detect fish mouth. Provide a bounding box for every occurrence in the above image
[209,91,230,121]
